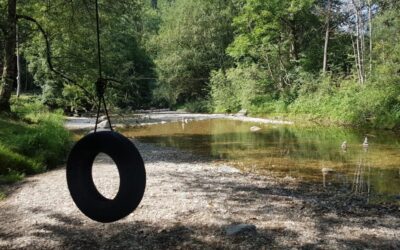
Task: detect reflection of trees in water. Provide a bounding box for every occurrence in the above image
[352,153,371,200]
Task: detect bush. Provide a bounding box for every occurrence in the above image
[0,96,72,184]
[182,99,212,113]
[210,64,274,113]
[289,78,400,128]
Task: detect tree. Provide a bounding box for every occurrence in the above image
[17,0,153,111]
[227,0,320,90]
[322,0,331,74]
[0,0,16,112]
[153,0,234,106]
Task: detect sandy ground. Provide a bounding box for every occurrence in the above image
[0,139,399,249]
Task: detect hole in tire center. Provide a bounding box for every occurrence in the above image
[92,153,120,200]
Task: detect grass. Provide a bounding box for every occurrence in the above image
[0,95,72,187]
[0,191,5,201]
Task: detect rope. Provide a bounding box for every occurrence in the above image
[95,0,102,78]
[93,0,113,132]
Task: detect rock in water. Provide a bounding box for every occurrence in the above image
[250,126,261,132]
[99,115,108,122]
[97,120,110,129]
[225,224,257,236]
[321,167,335,174]
[341,141,347,150]
[363,136,369,148]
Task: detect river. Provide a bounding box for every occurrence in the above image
[120,119,400,205]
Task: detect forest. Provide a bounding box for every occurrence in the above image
[1,1,400,248]
[1,0,399,128]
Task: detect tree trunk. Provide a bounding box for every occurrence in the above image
[16,24,21,98]
[352,0,364,85]
[0,0,17,112]
[351,35,361,83]
[322,0,331,74]
[360,7,366,82]
[151,0,157,9]
[368,0,372,75]
[289,21,299,62]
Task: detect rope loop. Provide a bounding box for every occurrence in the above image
[95,78,107,98]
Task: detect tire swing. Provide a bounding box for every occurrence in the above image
[66,1,146,223]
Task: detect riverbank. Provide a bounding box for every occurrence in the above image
[64,111,293,130]
[0,139,399,249]
[0,99,71,199]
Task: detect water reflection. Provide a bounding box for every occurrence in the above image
[120,119,400,204]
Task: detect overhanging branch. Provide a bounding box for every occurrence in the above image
[16,14,95,101]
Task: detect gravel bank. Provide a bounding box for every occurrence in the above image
[1,140,399,249]
[64,111,293,130]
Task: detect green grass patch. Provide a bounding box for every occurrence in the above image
[0,95,72,186]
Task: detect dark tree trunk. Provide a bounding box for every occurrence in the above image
[0,0,17,112]
[289,20,299,62]
[322,0,331,74]
[16,24,21,97]
[151,0,157,9]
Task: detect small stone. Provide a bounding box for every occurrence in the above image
[97,120,110,129]
[321,167,335,174]
[217,166,241,174]
[99,115,108,122]
[250,126,261,132]
[225,224,257,236]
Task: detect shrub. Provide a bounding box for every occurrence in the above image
[210,64,274,113]
[0,96,72,184]
[182,99,212,113]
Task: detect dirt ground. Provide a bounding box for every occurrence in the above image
[0,140,399,249]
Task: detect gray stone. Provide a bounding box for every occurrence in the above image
[217,166,241,174]
[321,167,335,174]
[250,126,261,132]
[98,115,108,122]
[97,120,111,129]
[225,224,257,236]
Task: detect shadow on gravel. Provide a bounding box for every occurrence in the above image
[1,141,399,249]
[28,212,299,249]
[165,169,400,249]
[3,207,398,249]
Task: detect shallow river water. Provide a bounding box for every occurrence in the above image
[120,119,400,204]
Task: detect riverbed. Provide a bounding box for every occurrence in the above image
[0,113,399,249]
[68,112,400,205]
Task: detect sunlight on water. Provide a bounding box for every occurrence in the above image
[121,119,400,204]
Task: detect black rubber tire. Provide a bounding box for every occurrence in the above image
[66,131,146,223]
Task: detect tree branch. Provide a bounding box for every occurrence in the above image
[16,14,95,101]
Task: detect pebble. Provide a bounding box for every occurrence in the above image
[250,126,261,132]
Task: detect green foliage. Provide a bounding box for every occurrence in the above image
[228,0,322,88]
[19,0,154,111]
[210,63,274,113]
[180,99,211,113]
[152,0,234,106]
[1,0,399,128]
[373,9,400,85]
[290,80,400,129]
[0,144,41,176]
[0,97,72,183]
